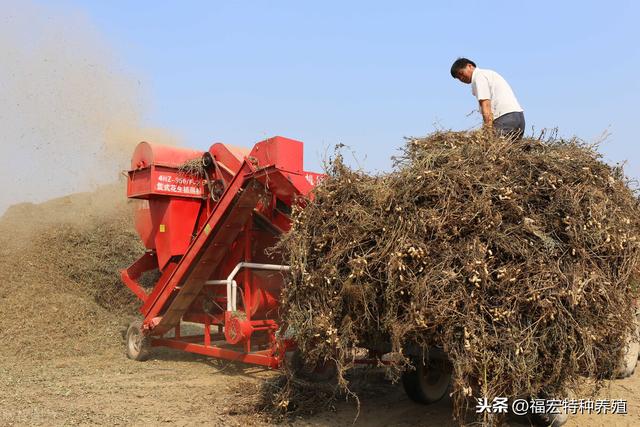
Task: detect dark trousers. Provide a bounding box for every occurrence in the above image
[494,111,525,139]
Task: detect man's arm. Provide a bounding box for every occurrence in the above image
[479,99,493,128]
[473,72,493,129]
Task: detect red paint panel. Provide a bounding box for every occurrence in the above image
[149,198,202,269]
[249,136,304,173]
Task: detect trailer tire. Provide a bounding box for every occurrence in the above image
[288,350,337,383]
[126,320,150,361]
[402,357,451,404]
[616,313,640,379]
[529,412,569,427]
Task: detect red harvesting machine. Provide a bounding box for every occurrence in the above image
[120,136,322,368]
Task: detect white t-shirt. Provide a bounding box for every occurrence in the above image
[471,68,523,119]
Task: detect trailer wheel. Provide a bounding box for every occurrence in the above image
[126,320,150,361]
[529,412,569,427]
[288,350,337,383]
[616,313,640,378]
[402,357,451,404]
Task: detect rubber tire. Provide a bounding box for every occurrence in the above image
[529,412,569,427]
[616,314,640,378]
[126,320,150,361]
[288,350,337,383]
[402,357,451,404]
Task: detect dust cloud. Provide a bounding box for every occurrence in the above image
[0,0,179,214]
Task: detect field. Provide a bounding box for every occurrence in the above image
[0,183,638,426]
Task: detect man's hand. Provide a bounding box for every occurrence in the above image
[479,99,493,130]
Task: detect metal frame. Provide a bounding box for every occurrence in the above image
[205,262,291,311]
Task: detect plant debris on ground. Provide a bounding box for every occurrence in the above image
[0,183,143,360]
[276,130,640,424]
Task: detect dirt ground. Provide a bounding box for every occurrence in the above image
[1,185,639,426]
[1,346,639,426]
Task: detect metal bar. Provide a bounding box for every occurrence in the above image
[121,271,148,302]
[244,231,252,354]
[119,252,157,302]
[243,231,252,322]
[151,338,280,368]
[231,280,237,311]
[160,334,224,343]
[205,279,232,311]
[205,262,290,312]
[204,317,211,347]
[232,263,290,311]
[249,320,277,327]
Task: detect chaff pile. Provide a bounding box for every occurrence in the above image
[277,131,640,422]
[0,183,144,360]
[37,209,145,311]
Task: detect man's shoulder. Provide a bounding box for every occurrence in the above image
[477,68,500,78]
[472,67,494,81]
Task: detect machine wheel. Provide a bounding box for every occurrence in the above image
[529,412,569,427]
[616,313,640,378]
[402,356,451,404]
[126,320,151,361]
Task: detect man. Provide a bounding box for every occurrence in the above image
[450,58,525,139]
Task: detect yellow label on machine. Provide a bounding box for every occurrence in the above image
[159,224,166,233]
[204,224,211,235]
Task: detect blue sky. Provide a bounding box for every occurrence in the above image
[36,0,640,175]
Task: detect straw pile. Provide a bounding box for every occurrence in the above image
[0,183,143,360]
[276,131,640,423]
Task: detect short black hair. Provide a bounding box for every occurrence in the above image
[450,57,476,78]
